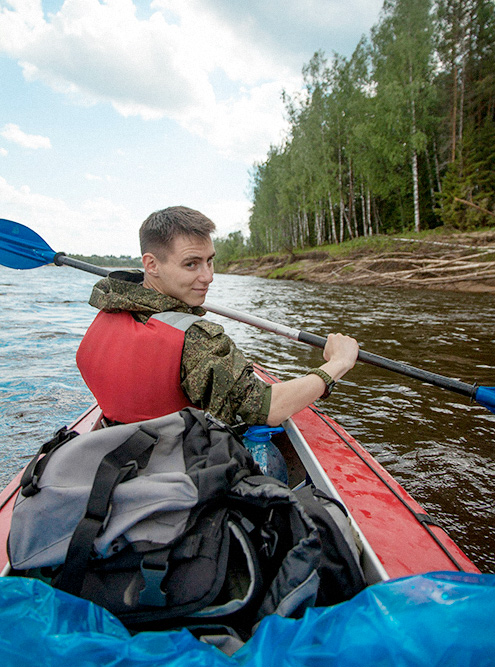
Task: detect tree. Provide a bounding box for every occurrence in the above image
[435,0,495,226]
[369,0,435,232]
[213,231,248,267]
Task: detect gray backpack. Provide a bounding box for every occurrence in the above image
[9,408,365,638]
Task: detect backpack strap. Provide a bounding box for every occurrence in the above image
[57,425,159,597]
[20,427,78,497]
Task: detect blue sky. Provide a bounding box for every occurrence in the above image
[0,0,383,256]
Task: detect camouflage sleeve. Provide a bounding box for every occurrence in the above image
[181,319,272,426]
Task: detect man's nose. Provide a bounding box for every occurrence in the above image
[198,263,213,283]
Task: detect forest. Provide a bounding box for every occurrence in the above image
[217,0,495,261]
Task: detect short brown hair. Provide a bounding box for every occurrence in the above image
[139,206,216,257]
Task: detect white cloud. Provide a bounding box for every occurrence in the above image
[0,123,52,149]
[0,0,300,163]
[1,1,209,112]
[183,80,293,163]
[0,176,139,256]
[195,0,383,58]
[85,173,116,183]
[205,198,251,238]
[0,147,8,157]
[0,173,251,254]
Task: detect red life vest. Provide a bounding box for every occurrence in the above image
[76,311,197,423]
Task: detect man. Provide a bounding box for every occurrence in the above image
[77,206,358,426]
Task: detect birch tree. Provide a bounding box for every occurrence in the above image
[370,0,434,232]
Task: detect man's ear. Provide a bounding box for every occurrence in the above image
[142,252,159,276]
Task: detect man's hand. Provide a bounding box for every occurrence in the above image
[266,332,359,426]
[322,333,359,381]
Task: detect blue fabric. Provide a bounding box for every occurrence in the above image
[0,219,56,270]
[0,572,493,666]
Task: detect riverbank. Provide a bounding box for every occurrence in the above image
[220,229,495,293]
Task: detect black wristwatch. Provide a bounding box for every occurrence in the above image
[306,368,336,399]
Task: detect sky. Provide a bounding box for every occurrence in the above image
[0,0,383,257]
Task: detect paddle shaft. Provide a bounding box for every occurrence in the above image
[2,218,492,411]
[46,255,480,400]
[203,302,479,401]
[54,253,109,277]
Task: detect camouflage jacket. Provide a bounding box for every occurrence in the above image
[87,270,272,425]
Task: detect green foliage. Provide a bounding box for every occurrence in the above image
[213,231,250,268]
[267,262,304,279]
[439,118,495,228]
[248,0,495,255]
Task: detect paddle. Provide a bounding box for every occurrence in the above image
[0,219,108,276]
[1,218,494,414]
[201,302,495,413]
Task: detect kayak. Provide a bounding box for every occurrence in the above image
[0,218,491,582]
[0,364,478,580]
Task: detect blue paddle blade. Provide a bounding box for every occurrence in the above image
[475,386,495,414]
[0,219,57,269]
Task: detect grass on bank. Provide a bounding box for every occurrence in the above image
[293,226,495,259]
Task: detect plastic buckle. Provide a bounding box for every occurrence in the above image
[139,559,169,607]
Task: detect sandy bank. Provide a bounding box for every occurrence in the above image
[221,231,495,294]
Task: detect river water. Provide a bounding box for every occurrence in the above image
[1,265,494,572]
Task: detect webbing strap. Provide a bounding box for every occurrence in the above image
[21,427,78,497]
[57,425,159,596]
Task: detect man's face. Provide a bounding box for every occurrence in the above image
[143,234,215,307]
